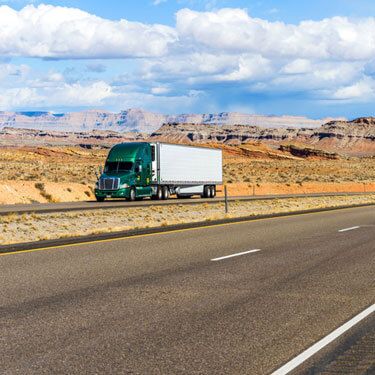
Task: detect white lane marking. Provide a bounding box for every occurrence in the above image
[211,249,261,262]
[272,303,375,375]
[338,226,360,233]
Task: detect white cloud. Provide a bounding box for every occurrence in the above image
[151,86,171,95]
[0,63,30,80]
[281,59,312,75]
[333,78,375,100]
[0,4,176,58]
[0,80,116,110]
[0,87,41,109]
[176,8,375,60]
[2,5,375,109]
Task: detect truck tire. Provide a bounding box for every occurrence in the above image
[151,186,163,200]
[162,186,170,200]
[127,187,136,202]
[96,196,105,202]
[203,185,210,198]
[211,185,216,198]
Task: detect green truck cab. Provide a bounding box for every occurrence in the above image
[95,142,153,202]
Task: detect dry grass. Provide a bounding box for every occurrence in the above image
[1,194,374,245]
[0,146,107,185]
[223,157,375,184]
[1,145,375,186]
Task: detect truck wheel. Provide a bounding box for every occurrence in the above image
[151,186,163,200]
[211,186,216,198]
[127,187,136,202]
[203,185,210,198]
[162,186,170,200]
[96,196,105,202]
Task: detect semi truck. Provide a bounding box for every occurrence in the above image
[94,142,222,202]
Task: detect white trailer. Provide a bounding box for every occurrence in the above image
[151,142,222,199]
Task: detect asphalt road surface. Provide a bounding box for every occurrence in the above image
[0,206,374,374]
[0,192,372,216]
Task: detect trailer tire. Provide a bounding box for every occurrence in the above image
[162,186,170,200]
[127,187,136,202]
[96,196,105,202]
[203,185,210,198]
[151,186,163,200]
[211,185,216,198]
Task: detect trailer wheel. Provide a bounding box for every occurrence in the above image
[209,186,216,198]
[127,187,136,202]
[151,186,163,200]
[203,185,210,198]
[162,186,170,200]
[96,196,105,202]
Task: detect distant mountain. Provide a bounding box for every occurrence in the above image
[166,113,341,128]
[1,116,373,156]
[0,109,165,133]
[150,117,375,156]
[0,109,341,134]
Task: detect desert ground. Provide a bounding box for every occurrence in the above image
[0,144,374,204]
[1,143,374,245]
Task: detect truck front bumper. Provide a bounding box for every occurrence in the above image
[95,188,130,199]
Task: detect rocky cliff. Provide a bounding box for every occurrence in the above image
[150,118,375,156]
[1,115,373,156]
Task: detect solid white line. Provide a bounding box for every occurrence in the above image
[272,303,375,375]
[211,249,261,262]
[338,226,360,232]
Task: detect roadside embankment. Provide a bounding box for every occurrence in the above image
[0,181,94,204]
[1,194,374,246]
[0,180,374,205]
[216,182,375,197]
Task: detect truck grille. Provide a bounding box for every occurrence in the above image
[98,177,120,190]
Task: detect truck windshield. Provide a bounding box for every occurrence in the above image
[104,161,133,173]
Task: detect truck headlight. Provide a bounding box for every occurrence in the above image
[120,183,129,188]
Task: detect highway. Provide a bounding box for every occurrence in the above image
[0,206,374,374]
[0,191,373,216]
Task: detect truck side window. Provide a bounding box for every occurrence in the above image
[151,146,155,162]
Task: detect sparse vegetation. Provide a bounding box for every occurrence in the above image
[0,144,374,204]
[34,182,54,202]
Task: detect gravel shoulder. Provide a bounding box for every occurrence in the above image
[1,194,374,246]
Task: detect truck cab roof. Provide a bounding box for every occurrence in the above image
[107,142,150,162]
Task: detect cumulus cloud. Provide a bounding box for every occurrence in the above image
[176,8,375,60]
[333,78,375,100]
[0,4,176,58]
[141,7,375,103]
[1,4,375,110]
[0,80,116,110]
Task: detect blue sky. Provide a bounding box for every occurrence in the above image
[1,0,375,118]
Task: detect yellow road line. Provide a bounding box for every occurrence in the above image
[0,204,372,257]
